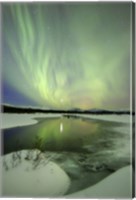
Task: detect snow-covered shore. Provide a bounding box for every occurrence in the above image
[1,113,132,129]
[65,165,132,198]
[80,114,132,123]
[1,150,71,197]
[1,113,61,129]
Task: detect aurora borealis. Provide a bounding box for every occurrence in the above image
[2,2,132,110]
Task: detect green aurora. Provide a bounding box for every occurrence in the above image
[2,3,132,110]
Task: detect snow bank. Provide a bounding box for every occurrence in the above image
[1,113,61,129]
[1,150,70,197]
[65,165,132,198]
[77,114,132,123]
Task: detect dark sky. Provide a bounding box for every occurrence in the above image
[2,2,132,110]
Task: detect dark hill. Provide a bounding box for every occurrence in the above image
[1,105,134,115]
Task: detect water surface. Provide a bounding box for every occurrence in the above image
[3,115,127,154]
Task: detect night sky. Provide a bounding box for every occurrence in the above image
[2,2,131,110]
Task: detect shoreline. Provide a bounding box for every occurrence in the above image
[65,164,132,198]
[1,113,62,129]
[1,113,131,129]
[1,149,71,197]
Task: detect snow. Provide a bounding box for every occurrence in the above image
[65,165,132,198]
[1,113,61,129]
[1,150,71,197]
[77,114,132,124]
